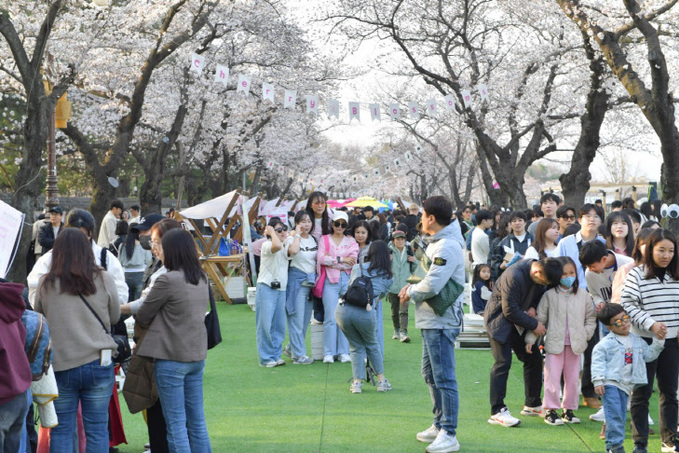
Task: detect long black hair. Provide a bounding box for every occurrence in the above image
[123,223,139,259]
[556,256,579,294]
[642,228,679,280]
[161,229,207,285]
[305,191,332,236]
[605,211,634,256]
[352,220,372,246]
[365,240,393,278]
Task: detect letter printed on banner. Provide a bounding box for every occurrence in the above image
[328,99,340,119]
[478,84,489,101]
[190,53,205,75]
[444,94,456,111]
[348,102,360,122]
[384,165,391,173]
[284,90,297,109]
[306,95,319,115]
[425,98,437,116]
[408,102,420,120]
[394,158,402,168]
[262,82,275,103]
[405,151,413,162]
[215,64,229,86]
[369,103,381,121]
[388,103,400,120]
[237,75,252,95]
[415,144,423,154]
[373,169,380,177]
[461,89,472,108]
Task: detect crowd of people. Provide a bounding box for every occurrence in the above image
[1,191,677,453]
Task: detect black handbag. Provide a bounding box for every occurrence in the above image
[205,287,222,349]
[78,293,132,364]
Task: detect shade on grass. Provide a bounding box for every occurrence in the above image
[117,303,659,452]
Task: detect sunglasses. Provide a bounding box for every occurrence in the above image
[333,221,348,228]
[610,314,630,327]
[274,227,288,233]
[560,215,576,221]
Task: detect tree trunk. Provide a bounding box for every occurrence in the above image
[559,32,610,208]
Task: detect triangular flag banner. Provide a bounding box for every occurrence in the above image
[478,84,489,101]
[190,53,205,75]
[306,95,319,115]
[278,166,285,174]
[369,103,381,121]
[394,158,402,168]
[461,89,472,108]
[348,102,360,122]
[408,102,419,120]
[373,169,380,177]
[214,64,229,86]
[389,104,400,120]
[493,181,500,189]
[341,178,347,185]
[262,82,275,103]
[385,165,391,173]
[352,175,358,183]
[444,94,456,111]
[405,151,413,162]
[237,75,251,95]
[284,90,297,109]
[328,99,340,119]
[425,99,437,116]
[266,161,275,170]
[415,144,423,154]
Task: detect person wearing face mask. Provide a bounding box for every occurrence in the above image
[282,211,318,365]
[524,256,596,426]
[121,217,181,453]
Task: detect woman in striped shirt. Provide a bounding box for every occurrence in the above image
[620,228,679,453]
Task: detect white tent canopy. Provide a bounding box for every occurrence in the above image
[179,190,242,220]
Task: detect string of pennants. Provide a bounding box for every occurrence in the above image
[189,53,497,195]
[190,53,490,121]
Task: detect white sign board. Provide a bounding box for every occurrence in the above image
[0,200,25,279]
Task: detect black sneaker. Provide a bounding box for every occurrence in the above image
[561,409,581,424]
[544,409,564,426]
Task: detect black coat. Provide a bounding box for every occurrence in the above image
[37,222,63,253]
[483,259,546,344]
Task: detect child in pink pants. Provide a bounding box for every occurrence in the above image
[525,256,597,425]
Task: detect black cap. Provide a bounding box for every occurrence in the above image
[131,214,164,232]
[48,206,63,215]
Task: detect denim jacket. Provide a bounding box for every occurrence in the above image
[591,332,664,390]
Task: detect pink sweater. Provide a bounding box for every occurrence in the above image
[610,261,636,304]
[316,234,359,284]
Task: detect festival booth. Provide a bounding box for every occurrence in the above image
[176,189,259,303]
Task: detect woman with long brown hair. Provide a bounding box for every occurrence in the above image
[525,218,560,260]
[35,228,121,453]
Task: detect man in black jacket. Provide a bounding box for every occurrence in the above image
[37,206,64,254]
[484,258,562,427]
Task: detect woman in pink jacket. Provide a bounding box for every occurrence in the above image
[316,211,358,363]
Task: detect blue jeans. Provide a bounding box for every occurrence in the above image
[0,389,29,453]
[154,359,211,453]
[125,271,144,301]
[602,385,627,450]
[287,284,312,358]
[18,390,32,453]
[52,360,114,453]
[335,303,384,380]
[421,329,460,436]
[255,283,287,364]
[322,272,350,356]
[373,298,384,361]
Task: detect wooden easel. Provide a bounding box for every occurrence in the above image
[175,190,245,303]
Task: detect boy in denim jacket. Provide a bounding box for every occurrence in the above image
[592,304,664,453]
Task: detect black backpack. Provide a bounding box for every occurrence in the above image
[343,262,374,308]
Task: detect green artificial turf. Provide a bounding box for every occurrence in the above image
[116,302,660,453]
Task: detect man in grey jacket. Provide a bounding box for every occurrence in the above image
[399,196,465,453]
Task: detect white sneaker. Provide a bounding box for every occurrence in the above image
[488,407,521,427]
[649,413,654,425]
[520,405,543,416]
[416,424,440,443]
[425,430,460,453]
[589,407,605,422]
[323,355,334,364]
[339,354,351,363]
[661,442,677,453]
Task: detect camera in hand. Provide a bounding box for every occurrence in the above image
[271,280,281,289]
